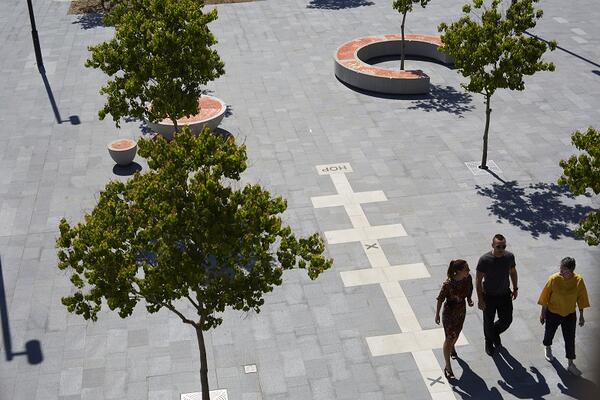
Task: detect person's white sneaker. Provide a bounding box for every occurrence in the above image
[567,362,582,376]
[544,346,554,362]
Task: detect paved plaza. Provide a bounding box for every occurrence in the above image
[1,0,600,399]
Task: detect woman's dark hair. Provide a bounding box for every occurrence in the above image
[447,259,468,279]
[560,257,576,271]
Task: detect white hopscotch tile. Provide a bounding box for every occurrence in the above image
[348,213,371,228]
[413,350,441,371]
[572,36,588,44]
[325,227,362,244]
[340,268,387,287]
[325,224,407,244]
[553,17,568,23]
[571,28,586,35]
[363,244,390,268]
[383,263,431,281]
[331,173,354,194]
[366,224,407,240]
[366,330,468,356]
[353,190,387,203]
[340,264,430,286]
[311,194,344,208]
[380,281,407,299]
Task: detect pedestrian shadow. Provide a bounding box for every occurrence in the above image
[407,84,474,116]
[475,181,593,240]
[493,347,550,399]
[550,358,598,399]
[0,256,44,365]
[452,357,503,399]
[307,0,374,9]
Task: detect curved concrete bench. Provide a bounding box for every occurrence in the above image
[146,95,226,140]
[334,34,453,95]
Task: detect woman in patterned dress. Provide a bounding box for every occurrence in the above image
[435,259,474,379]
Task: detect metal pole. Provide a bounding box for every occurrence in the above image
[26,0,44,69]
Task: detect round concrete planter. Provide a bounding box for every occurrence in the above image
[334,34,454,95]
[108,138,137,166]
[146,95,227,140]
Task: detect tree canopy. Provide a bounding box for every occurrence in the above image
[439,0,555,97]
[559,127,600,246]
[56,128,333,398]
[86,0,225,127]
[438,0,556,168]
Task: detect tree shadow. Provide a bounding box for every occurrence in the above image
[0,256,44,364]
[452,357,503,399]
[475,180,593,240]
[550,358,598,399]
[493,347,550,399]
[407,84,474,116]
[212,127,234,140]
[307,0,374,9]
[71,12,106,30]
[113,162,142,176]
[336,80,472,116]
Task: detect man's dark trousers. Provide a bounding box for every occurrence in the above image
[483,292,513,345]
[543,310,576,359]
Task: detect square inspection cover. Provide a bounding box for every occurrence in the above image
[464,160,502,176]
[244,364,257,373]
[181,389,228,400]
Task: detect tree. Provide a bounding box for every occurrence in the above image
[85,0,225,130]
[438,0,556,169]
[558,127,600,246]
[392,0,430,70]
[56,128,333,400]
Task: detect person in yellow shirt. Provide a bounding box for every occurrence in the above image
[537,257,590,376]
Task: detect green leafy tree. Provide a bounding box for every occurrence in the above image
[86,0,225,130]
[438,0,556,169]
[392,0,430,70]
[558,127,600,246]
[56,128,333,400]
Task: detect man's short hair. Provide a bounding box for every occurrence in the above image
[561,257,576,271]
[493,234,506,242]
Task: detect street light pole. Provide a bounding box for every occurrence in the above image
[26,0,44,70]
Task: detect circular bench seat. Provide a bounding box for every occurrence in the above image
[334,34,453,95]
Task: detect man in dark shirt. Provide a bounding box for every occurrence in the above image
[476,234,519,356]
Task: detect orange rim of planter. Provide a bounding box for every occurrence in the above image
[108,138,137,151]
[157,95,226,126]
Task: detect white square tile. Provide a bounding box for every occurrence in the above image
[464,160,502,176]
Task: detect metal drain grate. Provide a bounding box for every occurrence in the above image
[181,389,228,400]
[464,160,502,176]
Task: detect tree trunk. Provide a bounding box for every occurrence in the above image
[401,12,407,71]
[195,326,210,400]
[480,94,492,169]
[172,117,179,134]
